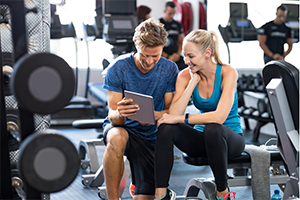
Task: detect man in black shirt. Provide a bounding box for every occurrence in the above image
[257,4,294,64]
[159,1,187,70]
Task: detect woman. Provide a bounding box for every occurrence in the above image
[137,5,151,23]
[154,29,245,200]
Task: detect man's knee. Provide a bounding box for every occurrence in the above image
[106,127,128,156]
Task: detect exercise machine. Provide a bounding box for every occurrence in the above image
[218,2,257,63]
[50,3,95,125]
[102,0,138,58]
[263,60,299,199]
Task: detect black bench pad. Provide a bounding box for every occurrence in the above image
[182,150,283,167]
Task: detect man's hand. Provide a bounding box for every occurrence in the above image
[273,53,284,60]
[117,98,140,118]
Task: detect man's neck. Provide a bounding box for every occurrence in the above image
[273,19,283,25]
[163,17,172,23]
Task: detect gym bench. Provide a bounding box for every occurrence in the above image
[179,145,286,199]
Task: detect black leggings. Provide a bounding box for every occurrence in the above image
[155,123,245,192]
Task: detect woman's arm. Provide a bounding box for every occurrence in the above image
[169,69,199,115]
[158,66,238,126]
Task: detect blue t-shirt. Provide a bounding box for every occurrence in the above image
[103,53,178,144]
[192,64,243,135]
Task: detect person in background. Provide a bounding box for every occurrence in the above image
[102,18,178,200]
[137,5,151,23]
[159,1,187,71]
[154,29,245,200]
[257,4,294,64]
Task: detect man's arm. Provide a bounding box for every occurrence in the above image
[176,33,184,55]
[107,90,139,126]
[283,38,294,58]
[168,33,184,62]
[257,34,284,60]
[257,34,273,57]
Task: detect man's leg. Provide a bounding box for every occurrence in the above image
[134,194,154,200]
[103,127,129,199]
[125,133,155,200]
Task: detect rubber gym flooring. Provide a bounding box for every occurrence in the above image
[48,122,283,200]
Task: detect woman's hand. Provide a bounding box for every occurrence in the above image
[189,69,200,84]
[157,113,181,127]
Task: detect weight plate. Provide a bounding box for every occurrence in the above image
[18,130,80,193]
[11,53,75,114]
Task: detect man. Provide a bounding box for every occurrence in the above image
[257,4,294,64]
[159,1,187,70]
[102,18,178,199]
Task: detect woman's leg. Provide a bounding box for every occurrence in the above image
[203,123,245,194]
[155,123,206,188]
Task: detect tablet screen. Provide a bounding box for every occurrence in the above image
[124,90,155,125]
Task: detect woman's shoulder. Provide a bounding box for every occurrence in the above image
[221,64,237,73]
[221,64,238,79]
[178,68,191,80]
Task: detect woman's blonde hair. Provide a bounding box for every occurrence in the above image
[184,29,224,65]
[133,18,168,50]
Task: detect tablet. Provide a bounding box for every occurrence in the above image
[124,90,155,125]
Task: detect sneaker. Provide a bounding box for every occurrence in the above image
[129,182,135,197]
[216,188,236,200]
[155,188,176,200]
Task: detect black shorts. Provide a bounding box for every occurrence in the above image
[103,124,155,195]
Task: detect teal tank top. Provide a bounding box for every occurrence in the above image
[192,64,243,134]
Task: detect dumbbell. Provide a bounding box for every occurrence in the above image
[246,74,255,91]
[237,91,245,108]
[18,129,80,193]
[10,52,75,114]
[257,99,267,117]
[237,74,247,91]
[254,73,265,92]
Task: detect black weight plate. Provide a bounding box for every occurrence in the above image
[11,53,75,114]
[18,130,80,193]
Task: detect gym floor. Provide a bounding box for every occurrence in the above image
[49,120,283,200]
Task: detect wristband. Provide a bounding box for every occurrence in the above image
[184,113,189,124]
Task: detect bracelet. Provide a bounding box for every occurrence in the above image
[184,113,189,124]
